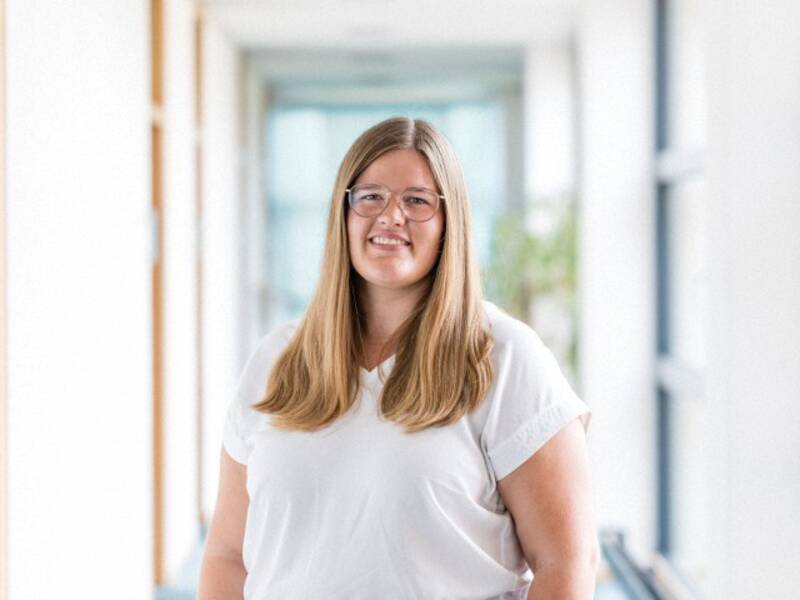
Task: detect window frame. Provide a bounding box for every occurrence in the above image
[654,0,707,570]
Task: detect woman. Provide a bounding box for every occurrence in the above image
[198,117,598,599]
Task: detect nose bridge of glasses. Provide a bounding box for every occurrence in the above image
[368,187,405,216]
[386,189,406,211]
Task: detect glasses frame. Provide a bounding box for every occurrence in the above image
[345,183,445,223]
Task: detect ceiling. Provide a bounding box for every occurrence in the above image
[199,0,578,104]
[200,0,579,49]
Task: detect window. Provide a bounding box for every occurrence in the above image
[655,0,709,593]
[262,103,508,330]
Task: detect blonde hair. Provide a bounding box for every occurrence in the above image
[253,116,494,433]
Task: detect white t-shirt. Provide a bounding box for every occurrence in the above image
[223,299,592,600]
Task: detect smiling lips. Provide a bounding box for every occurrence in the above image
[370,236,410,247]
[368,233,411,248]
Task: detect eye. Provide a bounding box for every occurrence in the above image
[405,196,430,206]
[361,193,383,201]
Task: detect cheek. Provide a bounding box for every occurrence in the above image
[346,212,371,263]
[345,212,360,249]
[415,219,444,261]
[428,214,445,248]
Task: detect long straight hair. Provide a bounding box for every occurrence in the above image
[253,117,494,433]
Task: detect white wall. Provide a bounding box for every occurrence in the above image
[201,21,244,519]
[576,0,657,562]
[242,57,269,352]
[522,40,579,370]
[5,1,153,597]
[705,0,800,597]
[163,0,201,580]
[524,41,576,202]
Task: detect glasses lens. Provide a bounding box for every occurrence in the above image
[401,191,438,221]
[350,186,388,217]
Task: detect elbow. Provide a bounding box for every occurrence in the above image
[530,539,601,578]
[578,538,602,577]
[588,539,601,574]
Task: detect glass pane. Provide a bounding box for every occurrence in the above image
[263,103,507,331]
[670,393,711,596]
[666,175,708,370]
[667,0,706,150]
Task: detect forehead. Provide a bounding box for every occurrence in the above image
[354,148,437,190]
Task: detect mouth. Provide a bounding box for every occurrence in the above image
[368,235,411,248]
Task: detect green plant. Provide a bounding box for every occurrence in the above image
[483,196,578,375]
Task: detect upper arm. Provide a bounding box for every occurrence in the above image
[496,417,599,573]
[204,447,249,564]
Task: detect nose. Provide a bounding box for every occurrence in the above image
[379,192,406,224]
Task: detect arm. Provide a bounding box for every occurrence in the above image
[497,417,599,600]
[197,447,249,600]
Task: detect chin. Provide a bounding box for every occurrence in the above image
[352,257,433,291]
[370,274,412,289]
[359,268,414,289]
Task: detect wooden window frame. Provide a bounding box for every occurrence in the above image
[0,1,8,599]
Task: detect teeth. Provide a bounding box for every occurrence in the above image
[371,236,408,246]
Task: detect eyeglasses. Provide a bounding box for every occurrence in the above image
[346,184,444,223]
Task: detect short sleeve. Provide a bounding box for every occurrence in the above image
[222,392,251,465]
[482,315,592,481]
[222,320,300,464]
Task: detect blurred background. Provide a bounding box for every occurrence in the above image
[1,0,799,598]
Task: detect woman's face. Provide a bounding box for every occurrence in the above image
[346,148,445,295]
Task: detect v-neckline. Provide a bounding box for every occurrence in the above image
[359,353,397,376]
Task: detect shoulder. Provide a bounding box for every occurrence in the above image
[223,319,301,462]
[481,299,548,364]
[251,318,301,360]
[234,318,301,407]
[480,299,571,401]
[478,300,590,482]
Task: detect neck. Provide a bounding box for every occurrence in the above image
[356,278,430,344]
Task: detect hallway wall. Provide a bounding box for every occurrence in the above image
[577,0,657,562]
[162,0,202,582]
[200,21,244,521]
[5,1,153,597]
[705,0,800,596]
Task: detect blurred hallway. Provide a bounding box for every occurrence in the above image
[2,1,800,599]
